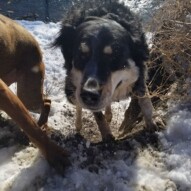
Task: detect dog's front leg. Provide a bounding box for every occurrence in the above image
[93,111,114,142]
[105,105,112,123]
[0,79,70,174]
[132,63,147,97]
[75,105,82,132]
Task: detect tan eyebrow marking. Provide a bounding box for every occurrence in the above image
[80,42,90,53]
[103,45,113,55]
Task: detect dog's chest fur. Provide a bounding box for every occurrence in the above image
[111,59,139,102]
[112,80,132,101]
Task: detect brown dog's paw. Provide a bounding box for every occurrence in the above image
[44,141,71,175]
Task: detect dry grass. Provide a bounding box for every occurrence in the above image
[147,0,191,102]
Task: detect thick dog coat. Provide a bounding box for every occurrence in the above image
[54,0,157,141]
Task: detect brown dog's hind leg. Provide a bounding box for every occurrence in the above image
[17,61,45,112]
[93,111,114,142]
[1,69,18,86]
[0,79,70,174]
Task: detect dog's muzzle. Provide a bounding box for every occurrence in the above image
[80,77,101,106]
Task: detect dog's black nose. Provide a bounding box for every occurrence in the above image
[83,77,100,92]
[80,90,100,106]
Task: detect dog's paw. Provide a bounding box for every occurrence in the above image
[154,116,166,130]
[145,122,159,133]
[45,141,70,175]
[145,114,166,133]
[118,117,141,139]
[118,124,135,139]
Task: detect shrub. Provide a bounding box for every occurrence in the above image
[147,0,191,102]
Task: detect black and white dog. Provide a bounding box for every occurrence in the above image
[54,0,157,141]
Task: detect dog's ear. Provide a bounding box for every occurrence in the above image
[106,13,149,62]
[53,24,76,70]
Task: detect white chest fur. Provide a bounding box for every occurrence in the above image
[111,59,139,101]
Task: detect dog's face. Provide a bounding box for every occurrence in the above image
[57,17,141,111]
[70,18,139,111]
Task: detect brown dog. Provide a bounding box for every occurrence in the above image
[0,14,44,111]
[0,14,69,173]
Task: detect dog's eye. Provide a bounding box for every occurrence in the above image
[79,42,90,54]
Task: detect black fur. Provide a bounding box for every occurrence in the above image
[54,0,149,102]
